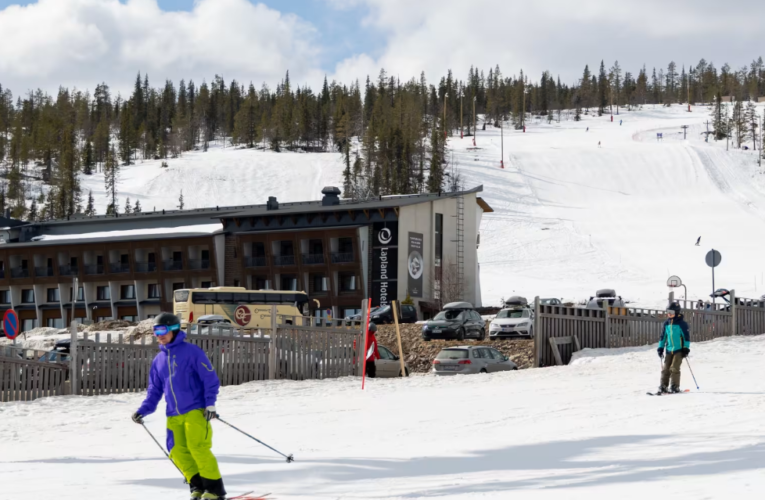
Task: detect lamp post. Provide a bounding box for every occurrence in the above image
[460,85,464,139]
[473,95,477,147]
[500,117,504,169]
[443,92,448,139]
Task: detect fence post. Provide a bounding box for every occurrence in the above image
[730,289,737,336]
[268,305,277,380]
[603,300,611,348]
[533,296,540,368]
[69,321,79,396]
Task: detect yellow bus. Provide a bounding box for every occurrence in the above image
[173,287,309,328]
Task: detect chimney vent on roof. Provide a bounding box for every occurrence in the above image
[322,186,341,206]
[267,196,279,211]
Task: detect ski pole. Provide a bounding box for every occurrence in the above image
[216,416,294,463]
[141,422,187,483]
[685,357,700,390]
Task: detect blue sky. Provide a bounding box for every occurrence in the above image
[0,0,383,73]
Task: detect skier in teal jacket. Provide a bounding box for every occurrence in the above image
[657,302,690,393]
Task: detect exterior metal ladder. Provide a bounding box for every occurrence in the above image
[455,193,465,301]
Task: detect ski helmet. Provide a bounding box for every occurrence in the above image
[368,322,378,333]
[154,312,181,327]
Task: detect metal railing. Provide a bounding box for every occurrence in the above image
[245,256,267,268]
[135,262,157,273]
[109,262,130,273]
[188,259,211,270]
[331,252,354,264]
[35,267,54,277]
[11,267,29,278]
[302,253,325,265]
[59,265,79,276]
[84,265,104,275]
[273,255,296,266]
[163,260,183,271]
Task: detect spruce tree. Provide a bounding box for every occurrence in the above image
[82,140,94,175]
[597,61,609,115]
[28,198,37,221]
[134,199,142,213]
[178,190,185,210]
[105,144,119,214]
[85,191,96,216]
[124,197,132,214]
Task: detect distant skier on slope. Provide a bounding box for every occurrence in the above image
[695,236,701,246]
[657,303,691,394]
[132,313,227,500]
[598,141,602,148]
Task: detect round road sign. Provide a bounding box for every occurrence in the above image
[705,250,722,268]
[3,309,19,340]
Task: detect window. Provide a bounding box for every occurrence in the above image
[279,241,294,256]
[172,282,185,291]
[378,346,393,360]
[490,349,506,361]
[0,290,10,304]
[97,286,110,301]
[254,277,271,290]
[472,349,487,359]
[252,242,266,257]
[46,318,64,328]
[339,272,357,292]
[147,284,161,298]
[201,281,213,289]
[338,237,353,253]
[47,288,60,302]
[70,287,84,302]
[174,289,190,303]
[343,308,361,318]
[172,251,183,262]
[121,315,138,322]
[280,275,298,291]
[312,274,328,293]
[120,254,129,264]
[21,289,34,303]
[308,239,323,254]
[435,213,443,267]
[233,280,240,287]
[121,285,136,300]
[22,319,36,332]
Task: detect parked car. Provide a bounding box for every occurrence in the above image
[540,298,563,306]
[345,304,418,324]
[489,308,534,338]
[504,296,528,308]
[422,302,485,341]
[188,314,240,335]
[432,346,517,375]
[376,345,410,377]
[586,289,625,309]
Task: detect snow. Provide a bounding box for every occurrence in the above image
[78,142,345,214]
[453,105,765,309]
[2,333,764,499]
[35,223,223,241]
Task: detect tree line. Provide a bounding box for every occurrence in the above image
[0,56,764,220]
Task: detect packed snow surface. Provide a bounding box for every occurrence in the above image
[458,105,765,308]
[1,334,764,499]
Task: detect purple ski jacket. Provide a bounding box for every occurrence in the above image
[137,331,220,417]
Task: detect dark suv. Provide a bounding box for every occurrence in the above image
[422,302,486,341]
[346,304,417,324]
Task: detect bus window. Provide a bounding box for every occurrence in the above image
[192,292,216,304]
[174,289,190,303]
[233,293,249,303]
[216,293,234,303]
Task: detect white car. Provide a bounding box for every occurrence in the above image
[489,308,534,338]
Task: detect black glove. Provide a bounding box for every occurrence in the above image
[204,406,217,421]
[681,348,690,358]
[132,412,144,424]
[657,348,664,358]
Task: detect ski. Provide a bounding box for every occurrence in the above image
[229,493,271,500]
[646,389,690,396]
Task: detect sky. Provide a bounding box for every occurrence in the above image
[0,0,763,95]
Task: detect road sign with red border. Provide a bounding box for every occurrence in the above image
[3,309,19,340]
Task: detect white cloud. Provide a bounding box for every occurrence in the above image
[0,0,324,94]
[329,0,765,85]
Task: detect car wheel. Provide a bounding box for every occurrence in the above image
[422,336,431,342]
[399,368,409,377]
[478,328,486,341]
[456,328,465,341]
[528,327,534,339]
[480,368,488,374]
[512,367,519,371]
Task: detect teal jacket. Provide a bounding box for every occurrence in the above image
[659,317,690,353]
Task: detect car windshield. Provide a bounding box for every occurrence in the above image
[434,310,463,321]
[436,349,468,360]
[496,310,528,319]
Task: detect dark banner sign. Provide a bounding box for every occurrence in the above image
[372,222,399,307]
[407,232,424,298]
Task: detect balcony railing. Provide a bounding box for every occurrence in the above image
[0,269,4,279]
[135,262,157,273]
[302,253,325,265]
[331,252,355,264]
[273,255,296,266]
[35,266,54,277]
[188,259,211,270]
[11,267,29,278]
[84,264,104,275]
[59,265,79,276]
[109,262,130,273]
[244,256,267,268]
[163,260,184,272]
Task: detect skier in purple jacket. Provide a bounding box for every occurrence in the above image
[132,313,227,500]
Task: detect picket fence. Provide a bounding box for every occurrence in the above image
[534,290,765,366]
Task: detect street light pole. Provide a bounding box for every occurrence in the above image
[460,85,463,139]
[473,96,477,147]
[443,92,448,139]
[500,118,504,169]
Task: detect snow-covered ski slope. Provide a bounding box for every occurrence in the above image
[3,334,765,499]
[459,105,765,308]
[79,142,344,213]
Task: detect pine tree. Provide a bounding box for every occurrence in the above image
[28,197,38,221]
[178,190,185,210]
[124,197,132,214]
[711,92,727,141]
[85,191,96,216]
[745,101,758,150]
[134,199,142,213]
[597,61,609,115]
[105,144,119,214]
[427,122,443,192]
[82,140,94,175]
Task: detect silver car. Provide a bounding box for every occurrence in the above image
[432,346,518,376]
[376,345,411,377]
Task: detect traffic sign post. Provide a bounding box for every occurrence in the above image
[667,275,687,301]
[3,309,19,343]
[705,249,722,304]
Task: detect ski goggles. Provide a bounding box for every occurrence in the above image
[153,324,181,336]
[666,310,677,317]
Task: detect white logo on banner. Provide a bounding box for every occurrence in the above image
[378,228,392,245]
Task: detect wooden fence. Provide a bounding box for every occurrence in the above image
[0,346,69,402]
[272,325,361,380]
[534,290,765,367]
